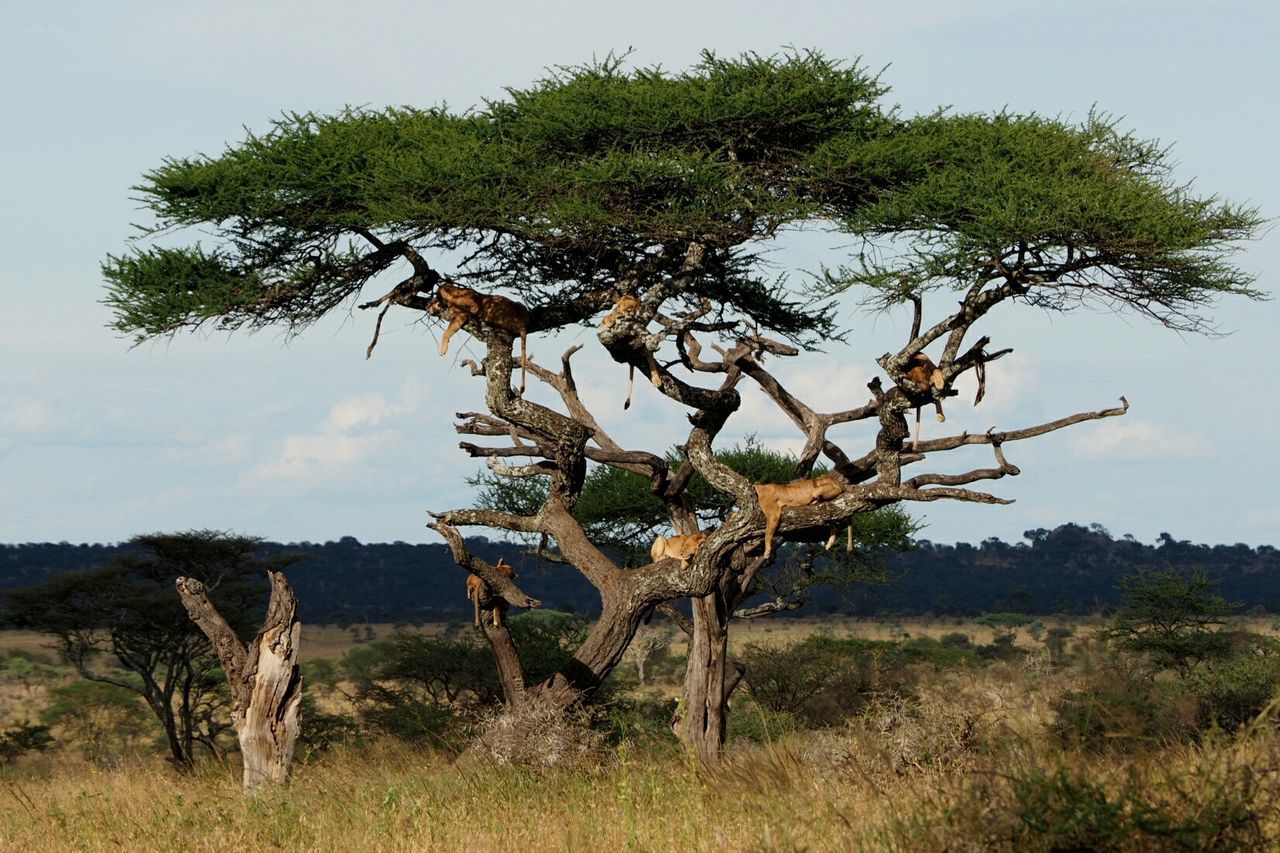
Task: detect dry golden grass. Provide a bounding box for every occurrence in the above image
[0,631,58,660]
[7,619,1280,850]
[5,717,1279,852]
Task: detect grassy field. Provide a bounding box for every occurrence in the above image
[4,676,1278,851]
[5,618,1280,850]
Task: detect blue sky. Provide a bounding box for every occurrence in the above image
[1,0,1277,547]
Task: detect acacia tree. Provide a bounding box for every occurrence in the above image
[3,531,295,769]
[103,52,1262,761]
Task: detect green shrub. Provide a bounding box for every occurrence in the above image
[300,658,340,690]
[40,681,153,764]
[727,702,803,743]
[740,635,884,727]
[977,631,1021,661]
[0,721,53,766]
[294,695,363,761]
[1049,669,1194,751]
[595,697,679,750]
[1191,646,1280,731]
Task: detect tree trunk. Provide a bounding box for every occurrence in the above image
[176,571,303,793]
[680,593,730,762]
[479,619,526,707]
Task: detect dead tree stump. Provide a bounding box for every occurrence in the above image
[176,570,302,793]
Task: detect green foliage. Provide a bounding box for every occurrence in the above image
[897,635,981,668]
[104,51,892,344]
[740,634,884,726]
[1050,677,1194,752]
[472,438,808,559]
[726,704,803,744]
[976,631,1022,661]
[40,681,153,764]
[817,111,1264,334]
[1044,626,1075,662]
[0,721,53,766]
[1189,636,1280,731]
[975,612,1034,630]
[594,697,679,751]
[508,610,589,684]
[300,658,340,690]
[1006,768,1244,851]
[739,633,974,727]
[294,695,362,762]
[1106,567,1236,675]
[343,631,502,709]
[340,613,588,744]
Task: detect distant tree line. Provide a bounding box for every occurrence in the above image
[2,524,1278,623]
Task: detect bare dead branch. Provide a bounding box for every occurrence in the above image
[427,520,542,610]
[487,457,557,478]
[913,397,1129,453]
[458,441,551,459]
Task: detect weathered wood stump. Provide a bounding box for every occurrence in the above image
[176,570,302,793]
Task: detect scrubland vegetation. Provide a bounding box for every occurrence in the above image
[5,586,1280,852]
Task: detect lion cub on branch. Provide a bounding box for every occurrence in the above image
[753,475,845,559]
[431,283,529,393]
[650,531,707,570]
[466,557,516,627]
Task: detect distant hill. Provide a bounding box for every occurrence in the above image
[2,525,1278,624]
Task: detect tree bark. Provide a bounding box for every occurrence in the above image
[175,571,303,793]
[680,593,730,762]
[479,619,526,707]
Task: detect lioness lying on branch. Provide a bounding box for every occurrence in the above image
[753,475,845,559]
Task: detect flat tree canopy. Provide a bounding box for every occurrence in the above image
[102,51,1263,760]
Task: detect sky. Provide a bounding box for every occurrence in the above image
[1,0,1277,548]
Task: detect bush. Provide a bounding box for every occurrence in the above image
[1191,644,1280,731]
[40,681,153,765]
[0,721,53,766]
[740,635,885,727]
[727,703,803,743]
[294,695,362,761]
[300,658,340,690]
[1049,668,1195,751]
[977,631,1021,661]
[741,634,980,728]
[595,696,679,750]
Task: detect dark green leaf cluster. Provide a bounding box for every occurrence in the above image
[471,439,803,558]
[103,52,889,344]
[814,112,1264,331]
[1106,566,1237,674]
[105,52,1263,345]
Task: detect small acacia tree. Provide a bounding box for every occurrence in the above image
[103,52,1262,761]
[1106,567,1237,677]
[3,531,297,769]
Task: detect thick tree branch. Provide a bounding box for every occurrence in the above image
[427,521,542,610]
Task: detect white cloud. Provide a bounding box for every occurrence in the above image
[162,433,255,467]
[1067,420,1212,461]
[950,353,1035,417]
[1246,508,1280,529]
[243,431,397,489]
[237,379,429,495]
[0,400,69,434]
